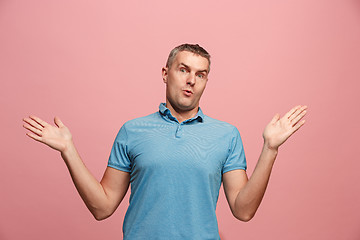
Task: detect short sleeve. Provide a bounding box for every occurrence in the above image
[222,127,247,174]
[107,124,132,172]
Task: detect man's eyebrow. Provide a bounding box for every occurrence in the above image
[179,63,190,69]
[179,63,208,73]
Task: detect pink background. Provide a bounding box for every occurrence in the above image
[1,0,360,239]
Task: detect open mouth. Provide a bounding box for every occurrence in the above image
[183,90,193,96]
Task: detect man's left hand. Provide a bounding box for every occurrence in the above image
[263,105,307,151]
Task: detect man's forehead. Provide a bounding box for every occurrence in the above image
[173,51,209,71]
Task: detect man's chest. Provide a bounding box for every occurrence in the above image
[126,124,230,177]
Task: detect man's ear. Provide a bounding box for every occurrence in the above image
[162,67,168,83]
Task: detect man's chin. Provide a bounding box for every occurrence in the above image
[177,104,198,112]
[167,99,199,113]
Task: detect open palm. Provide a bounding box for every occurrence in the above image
[263,105,307,150]
[23,116,72,152]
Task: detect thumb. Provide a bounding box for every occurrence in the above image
[270,113,280,124]
[54,116,64,128]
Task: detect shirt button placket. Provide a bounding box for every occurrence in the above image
[175,124,183,138]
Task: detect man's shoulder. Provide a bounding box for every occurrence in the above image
[202,115,239,132]
[122,112,161,128]
[203,114,236,127]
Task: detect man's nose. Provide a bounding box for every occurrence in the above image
[186,73,196,86]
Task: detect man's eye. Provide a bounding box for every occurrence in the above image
[197,74,204,78]
[180,68,187,73]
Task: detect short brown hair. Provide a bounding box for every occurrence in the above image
[166,43,211,72]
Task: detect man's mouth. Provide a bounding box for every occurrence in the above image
[183,89,193,96]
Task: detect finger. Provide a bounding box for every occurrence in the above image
[23,117,44,130]
[54,116,64,128]
[291,119,306,134]
[289,106,308,123]
[284,105,301,119]
[23,123,42,136]
[270,113,280,124]
[29,115,49,128]
[291,109,307,126]
[26,132,43,142]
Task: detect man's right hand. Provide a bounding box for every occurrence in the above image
[23,115,130,220]
[23,116,73,153]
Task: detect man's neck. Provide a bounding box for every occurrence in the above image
[165,102,199,123]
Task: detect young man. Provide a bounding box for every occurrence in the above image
[23,44,307,239]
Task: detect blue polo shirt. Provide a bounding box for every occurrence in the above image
[108,103,246,240]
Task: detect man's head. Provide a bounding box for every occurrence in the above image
[166,44,211,73]
[162,44,211,116]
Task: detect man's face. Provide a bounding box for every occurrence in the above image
[162,51,209,113]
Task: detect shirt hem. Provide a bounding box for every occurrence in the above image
[223,166,247,174]
[107,164,131,173]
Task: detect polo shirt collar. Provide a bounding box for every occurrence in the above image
[159,103,204,123]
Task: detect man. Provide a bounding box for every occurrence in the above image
[23,44,307,239]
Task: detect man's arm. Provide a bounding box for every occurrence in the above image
[223,105,307,222]
[23,116,130,220]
